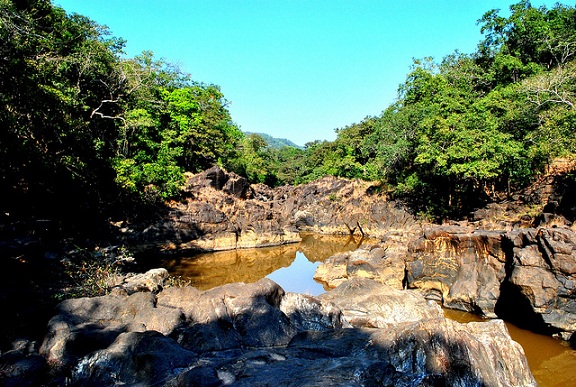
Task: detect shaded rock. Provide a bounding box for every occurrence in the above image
[39,278,536,386]
[40,291,184,371]
[176,278,296,350]
[72,330,198,386]
[279,292,350,331]
[0,349,47,387]
[158,279,346,353]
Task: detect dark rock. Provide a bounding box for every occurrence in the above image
[37,277,536,386]
[71,331,198,386]
[0,349,47,387]
[40,291,184,371]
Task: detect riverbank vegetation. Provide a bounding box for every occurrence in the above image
[1,0,576,231]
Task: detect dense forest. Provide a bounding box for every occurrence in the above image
[1,0,576,233]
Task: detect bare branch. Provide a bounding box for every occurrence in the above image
[522,63,576,110]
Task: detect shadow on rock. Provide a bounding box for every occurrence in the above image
[17,277,536,386]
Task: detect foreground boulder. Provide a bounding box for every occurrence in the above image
[36,277,535,386]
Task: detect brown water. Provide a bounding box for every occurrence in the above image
[163,234,576,386]
[160,233,374,292]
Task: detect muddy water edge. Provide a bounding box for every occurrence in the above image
[159,233,576,387]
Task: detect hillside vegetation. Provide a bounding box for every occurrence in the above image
[1,0,576,231]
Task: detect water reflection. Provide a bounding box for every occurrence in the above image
[161,233,373,291]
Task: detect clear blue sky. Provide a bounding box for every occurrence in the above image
[55,0,562,146]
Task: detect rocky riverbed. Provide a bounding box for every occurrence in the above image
[2,165,575,385]
[3,273,535,386]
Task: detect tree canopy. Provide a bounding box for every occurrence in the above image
[0,0,242,231]
[2,0,575,228]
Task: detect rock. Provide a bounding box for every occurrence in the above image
[279,292,350,331]
[319,278,444,328]
[40,291,184,371]
[314,233,408,290]
[0,349,47,387]
[72,331,198,386]
[498,227,576,337]
[37,277,536,386]
[406,226,507,318]
[121,167,418,252]
[109,268,169,294]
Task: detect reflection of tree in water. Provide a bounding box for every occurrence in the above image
[162,244,298,290]
[161,234,376,290]
[297,233,376,263]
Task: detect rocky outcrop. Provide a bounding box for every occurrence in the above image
[314,232,409,289]
[498,227,576,339]
[34,277,535,386]
[119,166,418,252]
[316,224,576,341]
[319,278,444,327]
[406,226,507,318]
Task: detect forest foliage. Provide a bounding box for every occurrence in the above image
[246,0,576,218]
[1,0,576,228]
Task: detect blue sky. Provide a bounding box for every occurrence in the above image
[55,1,563,146]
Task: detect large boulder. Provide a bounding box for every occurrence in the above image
[314,232,409,290]
[406,226,507,318]
[39,290,185,372]
[319,278,443,327]
[498,227,576,339]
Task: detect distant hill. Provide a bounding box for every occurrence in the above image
[244,132,303,150]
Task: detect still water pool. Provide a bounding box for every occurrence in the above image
[160,233,576,387]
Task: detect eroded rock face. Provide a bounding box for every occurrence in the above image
[317,224,576,340]
[37,277,535,386]
[406,226,507,318]
[121,167,419,252]
[314,232,409,290]
[499,227,576,339]
[318,278,444,328]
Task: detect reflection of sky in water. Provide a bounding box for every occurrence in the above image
[266,252,325,296]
